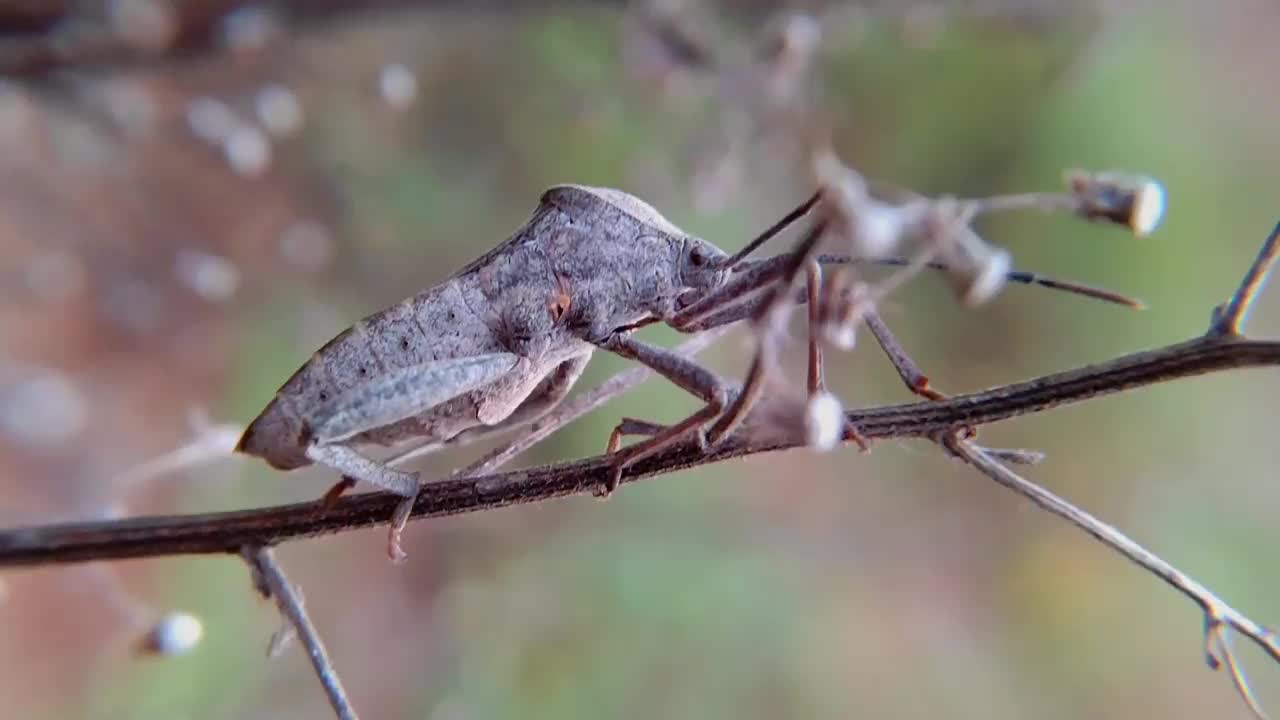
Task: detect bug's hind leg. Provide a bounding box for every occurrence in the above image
[306,443,420,563]
[592,333,732,497]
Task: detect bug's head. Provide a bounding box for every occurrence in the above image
[677,235,731,294]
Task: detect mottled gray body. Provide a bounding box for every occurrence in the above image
[236,185,730,483]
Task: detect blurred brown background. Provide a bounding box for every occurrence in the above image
[2,1,1279,718]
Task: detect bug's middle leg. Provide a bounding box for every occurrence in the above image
[592,333,733,496]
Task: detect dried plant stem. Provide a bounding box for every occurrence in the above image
[244,546,359,720]
[2,333,1277,566]
[941,436,1275,718]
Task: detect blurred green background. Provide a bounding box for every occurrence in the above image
[2,1,1278,718]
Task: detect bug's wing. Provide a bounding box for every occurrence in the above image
[313,352,520,444]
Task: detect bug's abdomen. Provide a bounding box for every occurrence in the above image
[237,280,501,469]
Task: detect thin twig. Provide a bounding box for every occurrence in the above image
[1210,221,1280,337]
[2,333,1278,566]
[243,546,359,720]
[941,436,1277,718]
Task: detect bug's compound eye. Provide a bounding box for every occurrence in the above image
[689,247,706,267]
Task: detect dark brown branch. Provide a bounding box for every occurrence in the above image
[244,546,359,720]
[1,334,1276,566]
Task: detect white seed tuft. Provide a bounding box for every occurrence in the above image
[140,612,204,656]
[254,84,303,137]
[379,63,418,110]
[854,201,904,258]
[1,371,88,450]
[186,97,236,143]
[805,391,845,452]
[278,220,335,270]
[826,320,857,350]
[220,6,278,53]
[174,249,240,303]
[962,246,1011,306]
[223,125,271,177]
[1130,178,1165,237]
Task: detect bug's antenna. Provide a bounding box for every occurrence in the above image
[722,191,822,269]
[816,255,1145,309]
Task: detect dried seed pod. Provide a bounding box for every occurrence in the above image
[1064,169,1166,237]
[137,611,204,657]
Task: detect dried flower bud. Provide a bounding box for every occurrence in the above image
[1064,169,1165,237]
[138,612,203,656]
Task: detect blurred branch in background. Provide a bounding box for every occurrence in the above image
[0,0,627,76]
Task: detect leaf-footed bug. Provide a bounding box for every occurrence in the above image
[237,186,806,561]
[237,184,1143,562]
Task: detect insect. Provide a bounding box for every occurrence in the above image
[236,186,783,561]
[237,184,1141,562]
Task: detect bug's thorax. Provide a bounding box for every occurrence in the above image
[538,184,732,336]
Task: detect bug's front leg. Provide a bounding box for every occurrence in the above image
[591,333,735,496]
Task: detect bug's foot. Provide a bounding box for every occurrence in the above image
[594,463,624,499]
[843,419,871,452]
[387,528,408,564]
[690,427,710,452]
[386,482,420,565]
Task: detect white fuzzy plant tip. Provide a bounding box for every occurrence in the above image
[962,246,1011,307]
[805,391,845,452]
[812,150,902,258]
[1064,169,1166,237]
[137,611,204,657]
